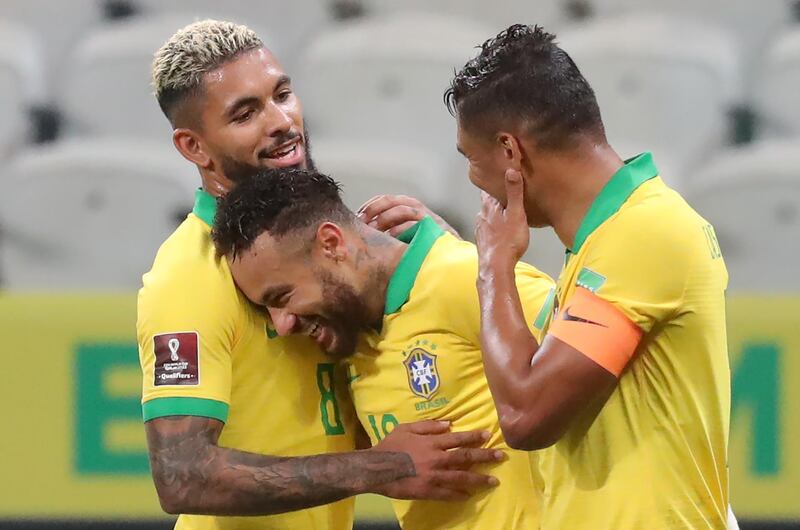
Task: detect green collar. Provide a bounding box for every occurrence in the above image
[570,152,658,254]
[384,216,445,315]
[193,188,217,227]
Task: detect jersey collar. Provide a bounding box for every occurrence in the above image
[570,152,659,254]
[192,188,217,227]
[384,216,445,315]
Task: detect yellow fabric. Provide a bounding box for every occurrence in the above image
[540,177,731,529]
[349,232,555,530]
[138,212,356,530]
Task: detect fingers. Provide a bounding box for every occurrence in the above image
[442,447,506,469]
[365,204,424,233]
[405,419,452,435]
[357,195,418,222]
[431,429,490,450]
[503,168,525,219]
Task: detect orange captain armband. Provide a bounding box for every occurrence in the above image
[548,287,643,377]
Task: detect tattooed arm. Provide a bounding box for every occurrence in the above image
[146,416,501,516]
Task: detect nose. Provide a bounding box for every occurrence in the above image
[264,101,293,138]
[267,307,298,336]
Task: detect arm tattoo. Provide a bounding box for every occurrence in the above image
[146,416,413,516]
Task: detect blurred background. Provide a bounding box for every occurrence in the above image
[0,0,797,529]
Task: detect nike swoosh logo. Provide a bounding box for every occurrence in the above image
[562,306,607,327]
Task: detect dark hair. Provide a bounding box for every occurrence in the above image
[444,24,605,150]
[212,168,353,259]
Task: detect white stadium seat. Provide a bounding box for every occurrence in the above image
[300,12,493,168]
[685,139,800,292]
[588,0,795,84]
[129,0,331,72]
[0,0,103,97]
[61,14,237,140]
[312,139,448,213]
[755,28,800,138]
[361,0,567,33]
[0,139,198,289]
[0,18,45,160]
[558,13,741,175]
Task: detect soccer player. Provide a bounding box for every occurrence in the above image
[445,25,732,528]
[211,168,557,530]
[138,19,500,530]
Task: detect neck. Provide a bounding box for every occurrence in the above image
[537,142,624,250]
[358,227,408,326]
[200,170,235,198]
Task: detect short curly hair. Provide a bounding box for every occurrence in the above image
[212,168,354,260]
[445,24,605,150]
[152,19,263,126]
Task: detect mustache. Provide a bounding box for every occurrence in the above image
[258,130,303,159]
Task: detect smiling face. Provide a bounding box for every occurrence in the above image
[191,47,310,180]
[229,224,383,359]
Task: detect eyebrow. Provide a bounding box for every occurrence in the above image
[260,284,291,306]
[225,96,260,119]
[224,75,293,119]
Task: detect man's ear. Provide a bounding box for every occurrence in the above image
[316,222,348,263]
[497,132,524,172]
[173,128,212,169]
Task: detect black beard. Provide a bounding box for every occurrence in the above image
[313,268,383,359]
[220,125,316,182]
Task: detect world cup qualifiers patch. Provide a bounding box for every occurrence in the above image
[154,331,199,386]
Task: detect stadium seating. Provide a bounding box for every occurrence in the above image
[0,19,45,160]
[299,12,492,172]
[361,0,568,32]
[312,139,448,213]
[558,13,741,176]
[0,0,103,97]
[60,14,213,140]
[129,0,332,72]
[754,27,800,138]
[587,0,796,84]
[685,138,800,292]
[0,139,198,289]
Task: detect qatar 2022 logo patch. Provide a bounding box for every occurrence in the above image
[403,347,440,400]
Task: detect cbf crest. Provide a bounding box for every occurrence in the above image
[403,347,440,399]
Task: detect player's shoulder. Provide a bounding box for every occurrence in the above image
[139,214,236,308]
[593,179,706,256]
[422,233,481,287]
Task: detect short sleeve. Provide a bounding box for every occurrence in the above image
[137,257,240,423]
[577,215,689,334]
[515,262,557,344]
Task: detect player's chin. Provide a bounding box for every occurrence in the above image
[323,331,357,360]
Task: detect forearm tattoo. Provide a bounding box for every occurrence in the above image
[146,416,413,516]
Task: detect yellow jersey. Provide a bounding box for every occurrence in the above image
[540,153,730,529]
[137,189,356,530]
[348,217,556,530]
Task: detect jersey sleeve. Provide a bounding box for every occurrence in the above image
[576,216,688,334]
[137,258,241,423]
[548,214,689,376]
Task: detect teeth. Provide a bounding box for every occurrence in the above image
[270,144,296,159]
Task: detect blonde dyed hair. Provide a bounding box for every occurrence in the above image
[152,19,263,123]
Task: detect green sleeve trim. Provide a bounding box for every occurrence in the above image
[533,288,556,330]
[142,397,229,423]
[577,267,606,293]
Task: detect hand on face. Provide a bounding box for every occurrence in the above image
[475,169,530,268]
